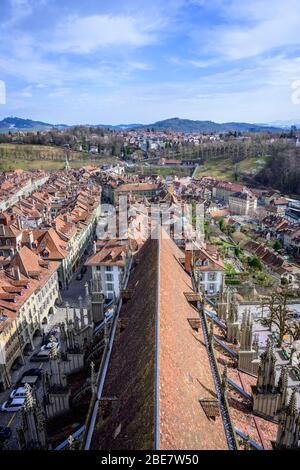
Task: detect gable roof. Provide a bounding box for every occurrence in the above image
[89,232,228,450]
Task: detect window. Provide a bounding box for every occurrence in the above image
[106,273,113,282]
[208,272,216,281]
[209,284,215,293]
[106,283,114,291]
[105,266,112,272]
[96,266,101,271]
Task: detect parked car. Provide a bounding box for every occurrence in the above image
[10,387,26,399]
[0,426,12,441]
[1,398,25,412]
[21,368,43,379]
[40,341,60,352]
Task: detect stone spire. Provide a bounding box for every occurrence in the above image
[90,361,96,395]
[227,291,240,344]
[59,321,67,355]
[276,387,300,449]
[64,154,70,172]
[79,295,85,326]
[73,310,80,332]
[85,281,89,300]
[18,384,47,449]
[24,383,35,411]
[278,366,289,409]
[221,365,228,396]
[287,387,297,415]
[240,309,253,351]
[253,334,259,358]
[49,335,59,360]
[256,339,277,393]
[90,271,105,324]
[228,295,238,323]
[67,435,75,450]
[217,276,228,320]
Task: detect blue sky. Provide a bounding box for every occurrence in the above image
[1,0,300,124]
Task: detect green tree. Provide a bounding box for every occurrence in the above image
[219,218,226,232]
[248,256,262,270]
[273,240,282,252]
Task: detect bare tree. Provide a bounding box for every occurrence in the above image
[259,289,292,347]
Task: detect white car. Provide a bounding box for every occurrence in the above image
[1,397,25,412]
[40,341,60,353]
[10,387,26,399]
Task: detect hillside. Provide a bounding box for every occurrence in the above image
[0,143,118,171]
[0,117,68,133]
[135,117,282,133]
[194,155,270,181]
[0,116,283,134]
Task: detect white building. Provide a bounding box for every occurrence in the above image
[85,240,130,300]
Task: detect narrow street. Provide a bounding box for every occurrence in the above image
[0,240,94,449]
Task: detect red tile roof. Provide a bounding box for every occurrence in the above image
[90,233,228,450]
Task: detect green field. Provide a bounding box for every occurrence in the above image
[194,156,270,181]
[0,144,118,171]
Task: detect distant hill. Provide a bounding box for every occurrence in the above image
[134,117,282,133]
[0,116,283,134]
[91,123,142,130]
[0,117,68,133]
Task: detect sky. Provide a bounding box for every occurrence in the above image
[1,0,300,124]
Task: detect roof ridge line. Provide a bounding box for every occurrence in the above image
[154,231,161,451]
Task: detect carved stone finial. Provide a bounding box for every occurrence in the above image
[287,387,297,415]
[49,335,58,360]
[208,320,214,345]
[67,435,75,450]
[24,383,35,411]
[221,365,228,394]
[90,361,96,394]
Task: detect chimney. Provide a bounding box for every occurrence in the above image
[14,266,21,281]
[16,216,22,231]
[93,241,97,254]
[28,231,34,249]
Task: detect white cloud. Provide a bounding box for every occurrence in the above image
[48,14,160,54]
[200,0,300,60]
